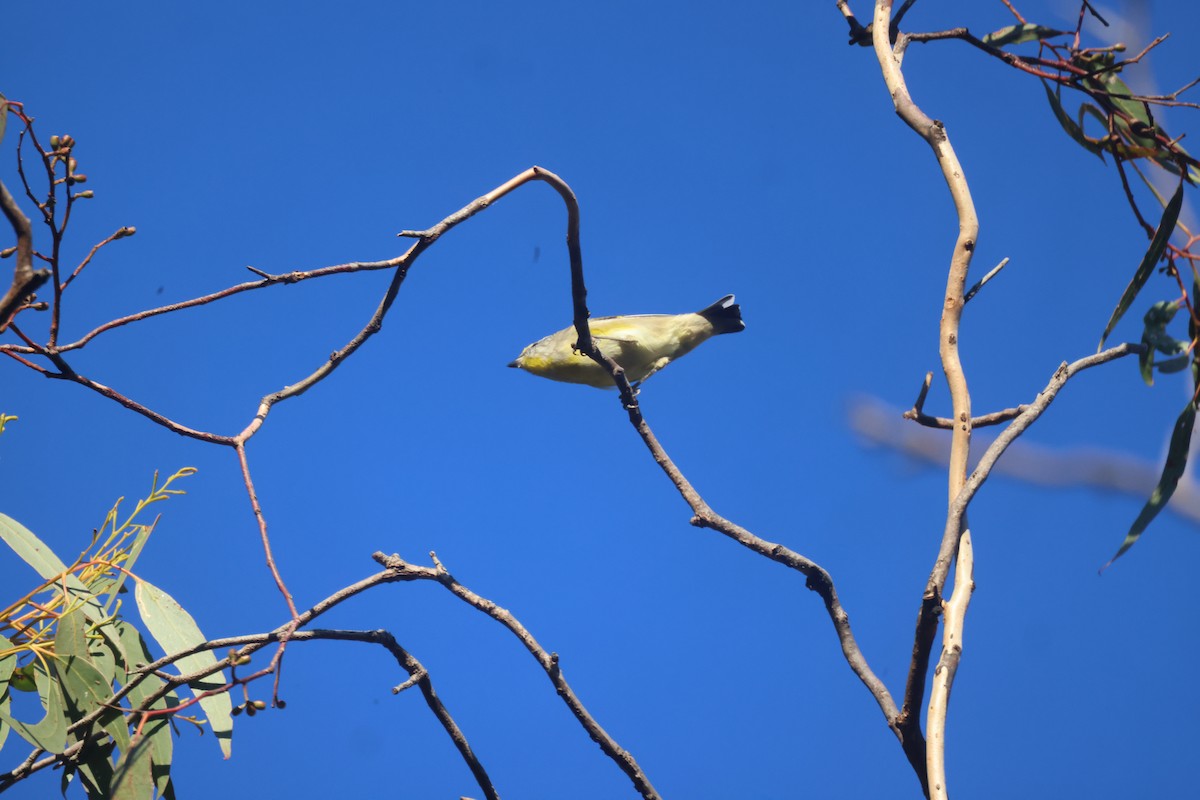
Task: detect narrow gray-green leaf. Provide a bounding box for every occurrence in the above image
[0,633,13,752]
[135,579,232,758]
[1102,400,1196,570]
[1041,81,1106,157]
[0,632,16,686]
[0,692,10,751]
[0,92,7,148]
[0,513,106,622]
[982,24,1069,47]
[1099,182,1185,351]
[103,519,156,616]
[145,716,174,798]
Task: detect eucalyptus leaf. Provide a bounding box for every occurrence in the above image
[0,514,106,622]
[982,24,1069,47]
[1099,182,1185,350]
[56,612,130,756]
[112,621,176,797]
[135,580,232,758]
[1154,355,1190,374]
[1103,401,1196,569]
[1042,81,1105,157]
[111,733,156,800]
[0,667,68,751]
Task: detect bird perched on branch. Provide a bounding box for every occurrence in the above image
[508,295,744,388]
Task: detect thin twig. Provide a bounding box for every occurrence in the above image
[59,226,136,292]
[999,0,1026,24]
[234,443,296,619]
[905,404,1028,430]
[963,258,1009,305]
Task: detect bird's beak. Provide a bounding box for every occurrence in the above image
[507,360,520,368]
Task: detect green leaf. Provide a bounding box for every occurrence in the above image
[0,93,7,149]
[56,611,131,757]
[1102,400,1196,570]
[0,633,14,752]
[1138,300,1186,385]
[111,733,156,800]
[1154,355,1190,374]
[1041,81,1106,158]
[0,691,10,751]
[135,579,232,758]
[0,665,69,751]
[112,621,176,798]
[1099,182,1185,351]
[71,734,116,800]
[982,24,1070,47]
[1083,68,1158,146]
[0,514,107,622]
[0,632,16,686]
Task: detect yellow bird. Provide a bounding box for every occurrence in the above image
[508,295,744,388]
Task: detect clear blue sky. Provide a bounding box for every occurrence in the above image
[2,1,1199,798]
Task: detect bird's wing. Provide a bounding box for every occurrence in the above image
[589,319,643,345]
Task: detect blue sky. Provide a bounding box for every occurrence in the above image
[2,1,1199,798]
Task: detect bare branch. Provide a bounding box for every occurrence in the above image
[873,0,980,793]
[963,257,1009,305]
[59,226,136,292]
[924,529,974,796]
[0,179,49,332]
[526,135,902,760]
[373,551,661,800]
[235,443,297,618]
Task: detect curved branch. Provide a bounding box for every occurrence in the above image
[373,552,662,800]
[517,150,900,750]
[873,1,981,795]
[0,179,49,332]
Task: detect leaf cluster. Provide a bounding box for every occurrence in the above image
[0,468,234,798]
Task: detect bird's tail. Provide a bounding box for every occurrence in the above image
[698,295,745,335]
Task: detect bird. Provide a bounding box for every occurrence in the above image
[508,294,744,388]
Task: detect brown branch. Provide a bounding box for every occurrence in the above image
[999,0,1025,24]
[280,629,502,800]
[235,443,296,618]
[515,153,902,765]
[56,258,404,353]
[37,349,234,444]
[59,226,136,292]
[503,151,903,782]
[903,28,1083,82]
[373,552,662,800]
[0,179,49,333]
